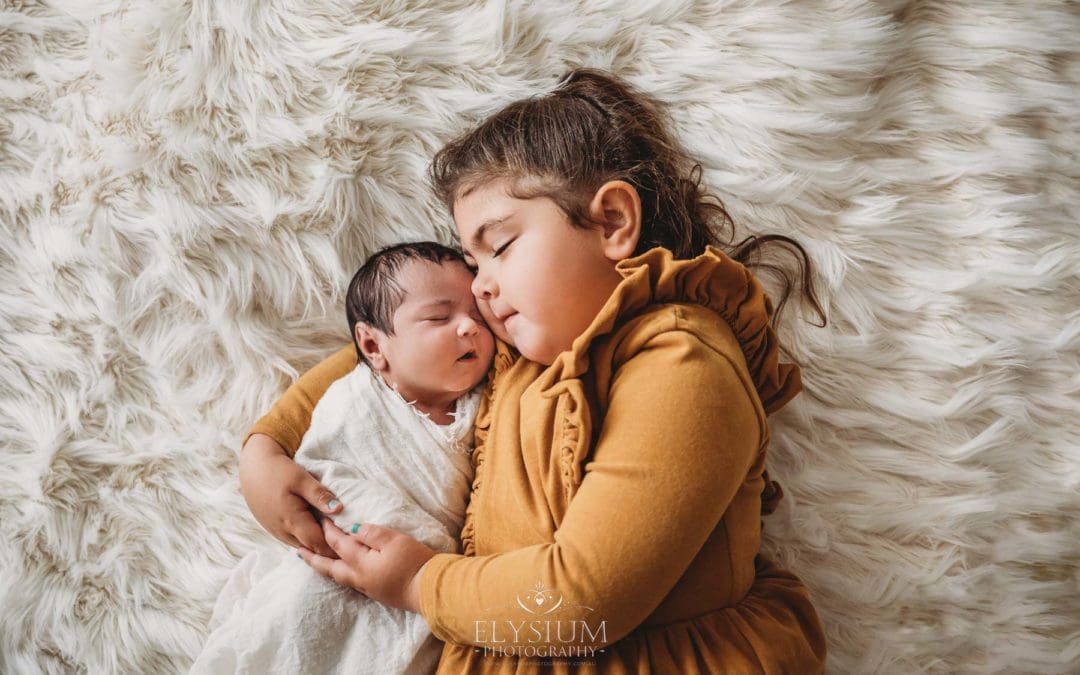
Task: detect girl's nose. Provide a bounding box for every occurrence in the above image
[471,268,497,300]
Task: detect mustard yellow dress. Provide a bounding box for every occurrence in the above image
[248,246,827,674]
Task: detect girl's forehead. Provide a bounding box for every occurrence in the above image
[454,180,518,223]
[456,191,529,257]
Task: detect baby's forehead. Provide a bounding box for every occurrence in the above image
[396,256,471,281]
[394,258,474,301]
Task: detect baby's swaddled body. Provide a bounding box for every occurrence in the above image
[191,362,480,675]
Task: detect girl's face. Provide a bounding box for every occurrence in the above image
[455,178,627,366]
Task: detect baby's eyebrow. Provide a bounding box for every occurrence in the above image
[419,299,454,309]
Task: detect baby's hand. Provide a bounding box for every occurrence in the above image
[239,433,344,558]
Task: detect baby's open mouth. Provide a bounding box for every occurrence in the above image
[457,350,477,362]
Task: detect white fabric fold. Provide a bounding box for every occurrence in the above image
[190,363,481,675]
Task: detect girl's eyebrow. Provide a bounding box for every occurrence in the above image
[464,214,513,255]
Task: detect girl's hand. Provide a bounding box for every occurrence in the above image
[298,519,437,614]
[238,433,344,559]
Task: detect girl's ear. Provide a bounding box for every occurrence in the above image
[587,180,641,262]
[355,323,388,371]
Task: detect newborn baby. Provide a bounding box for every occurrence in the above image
[191,242,495,675]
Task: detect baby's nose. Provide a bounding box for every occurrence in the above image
[458,316,480,336]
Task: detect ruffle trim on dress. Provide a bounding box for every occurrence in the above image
[557,387,585,498]
[546,245,803,517]
[459,338,519,557]
[550,245,802,416]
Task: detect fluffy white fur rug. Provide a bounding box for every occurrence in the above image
[1,1,1077,673]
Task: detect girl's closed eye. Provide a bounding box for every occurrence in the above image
[492,238,515,257]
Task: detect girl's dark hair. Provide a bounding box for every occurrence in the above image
[345,241,467,362]
[430,68,827,336]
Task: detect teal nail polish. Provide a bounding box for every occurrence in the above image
[350,523,361,534]
[328,499,340,510]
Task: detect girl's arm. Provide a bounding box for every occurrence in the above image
[244,345,358,456]
[417,329,764,648]
[238,345,357,557]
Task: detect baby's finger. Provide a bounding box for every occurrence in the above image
[292,514,338,559]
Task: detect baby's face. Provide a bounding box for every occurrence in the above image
[379,259,495,398]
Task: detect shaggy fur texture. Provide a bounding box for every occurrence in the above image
[1,1,1076,673]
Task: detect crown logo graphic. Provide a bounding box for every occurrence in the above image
[480,580,595,617]
[516,581,564,615]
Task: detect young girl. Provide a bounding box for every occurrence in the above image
[238,68,829,673]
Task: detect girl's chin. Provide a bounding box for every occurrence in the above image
[495,322,556,365]
[516,343,557,366]
[493,326,514,345]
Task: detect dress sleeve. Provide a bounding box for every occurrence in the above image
[417,329,764,648]
[243,345,358,457]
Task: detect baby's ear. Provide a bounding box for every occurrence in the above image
[354,323,387,370]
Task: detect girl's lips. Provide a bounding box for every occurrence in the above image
[502,312,518,328]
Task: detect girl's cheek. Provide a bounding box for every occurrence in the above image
[476,298,498,326]
[469,299,508,344]
[488,318,513,346]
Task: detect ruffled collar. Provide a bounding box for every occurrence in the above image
[535,245,804,415]
[491,338,519,375]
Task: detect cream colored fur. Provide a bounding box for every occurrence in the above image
[0,1,1077,673]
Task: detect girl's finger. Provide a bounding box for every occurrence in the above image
[348,522,395,551]
[294,471,342,515]
[291,513,337,558]
[297,547,367,595]
[322,518,371,556]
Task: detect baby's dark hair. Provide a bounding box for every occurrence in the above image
[430,68,826,333]
[345,241,467,362]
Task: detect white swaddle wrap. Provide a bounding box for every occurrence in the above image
[191,362,481,675]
